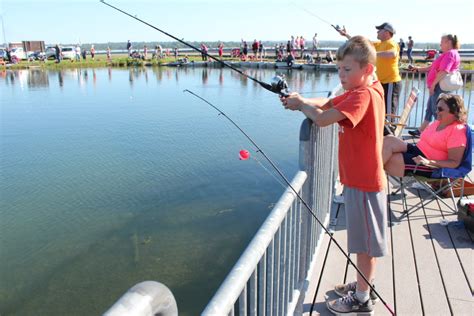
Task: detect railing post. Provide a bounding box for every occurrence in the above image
[103,281,178,316]
[293,119,339,314]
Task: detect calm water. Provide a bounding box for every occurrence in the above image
[0,67,339,315]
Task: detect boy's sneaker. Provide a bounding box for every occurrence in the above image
[327,291,374,315]
[334,281,379,303]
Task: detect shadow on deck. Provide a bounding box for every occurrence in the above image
[304,181,473,315]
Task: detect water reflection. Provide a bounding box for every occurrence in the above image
[202,68,208,85]
[27,69,49,89]
[2,68,471,117]
[0,67,334,94]
[58,70,64,88]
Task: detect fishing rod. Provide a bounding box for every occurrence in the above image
[100,0,290,97]
[291,1,343,33]
[183,88,395,315]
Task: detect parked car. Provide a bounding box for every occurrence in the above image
[10,47,27,60]
[28,51,46,61]
[45,46,56,60]
[61,47,76,60]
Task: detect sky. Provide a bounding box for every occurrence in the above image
[1,0,473,45]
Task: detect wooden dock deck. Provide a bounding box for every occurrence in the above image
[303,181,473,315]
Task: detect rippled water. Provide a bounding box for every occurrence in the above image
[0,67,339,315]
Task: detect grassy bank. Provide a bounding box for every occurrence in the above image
[1,54,242,70]
[2,54,473,71]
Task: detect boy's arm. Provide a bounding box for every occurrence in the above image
[281,94,347,127]
[300,103,347,127]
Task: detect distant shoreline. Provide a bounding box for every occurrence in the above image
[2,52,473,71]
[43,41,474,52]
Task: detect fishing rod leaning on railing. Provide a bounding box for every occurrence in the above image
[183,88,395,315]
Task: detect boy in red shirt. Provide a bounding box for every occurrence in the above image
[281,35,387,314]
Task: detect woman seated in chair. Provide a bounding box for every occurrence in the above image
[383,94,467,177]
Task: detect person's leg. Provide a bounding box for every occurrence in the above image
[382,135,407,164]
[381,83,394,117]
[328,188,386,313]
[356,253,377,293]
[419,94,435,132]
[384,153,405,177]
[421,84,444,132]
[391,81,401,116]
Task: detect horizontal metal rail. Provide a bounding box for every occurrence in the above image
[202,170,308,315]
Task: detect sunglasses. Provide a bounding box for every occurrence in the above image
[436,106,444,112]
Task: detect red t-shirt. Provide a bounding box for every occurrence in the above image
[332,81,386,192]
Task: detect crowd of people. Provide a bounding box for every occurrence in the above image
[280,22,466,315]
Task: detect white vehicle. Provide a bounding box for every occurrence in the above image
[10,47,27,60]
[45,46,56,59]
[61,47,76,60]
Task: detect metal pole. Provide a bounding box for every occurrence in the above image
[1,15,7,46]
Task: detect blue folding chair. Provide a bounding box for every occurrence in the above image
[400,124,473,216]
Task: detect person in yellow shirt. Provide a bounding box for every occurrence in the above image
[338,22,402,118]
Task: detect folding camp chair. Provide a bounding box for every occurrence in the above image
[385,87,420,137]
[399,124,473,217]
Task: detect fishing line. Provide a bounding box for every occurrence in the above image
[291,1,342,33]
[252,155,288,189]
[100,0,290,96]
[210,99,289,190]
[183,88,395,315]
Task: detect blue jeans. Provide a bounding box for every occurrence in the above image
[407,48,413,63]
[424,84,447,122]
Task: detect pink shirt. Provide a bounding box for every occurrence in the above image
[417,120,467,160]
[427,49,460,88]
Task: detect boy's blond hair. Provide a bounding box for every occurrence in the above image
[336,36,376,67]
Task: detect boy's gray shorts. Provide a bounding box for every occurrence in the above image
[344,186,388,257]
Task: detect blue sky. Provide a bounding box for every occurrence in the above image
[1,0,473,45]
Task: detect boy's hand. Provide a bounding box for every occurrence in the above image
[280,93,303,111]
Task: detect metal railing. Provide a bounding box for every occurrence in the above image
[202,120,339,316]
[398,70,473,129]
[102,71,472,316]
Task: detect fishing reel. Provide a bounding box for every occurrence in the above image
[270,75,289,97]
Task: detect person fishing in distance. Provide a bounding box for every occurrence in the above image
[281,36,388,315]
[337,23,402,120]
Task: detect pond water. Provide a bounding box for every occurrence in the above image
[0,66,340,315]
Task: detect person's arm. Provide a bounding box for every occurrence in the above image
[337,26,351,40]
[280,93,346,127]
[376,41,398,58]
[377,50,397,58]
[412,65,431,73]
[413,146,465,169]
